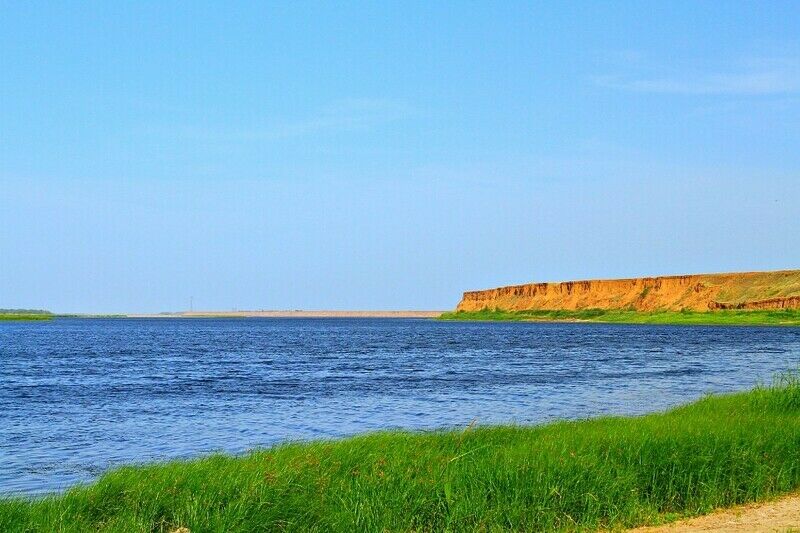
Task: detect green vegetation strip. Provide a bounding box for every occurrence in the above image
[0,314,52,321]
[2,377,800,531]
[440,308,800,326]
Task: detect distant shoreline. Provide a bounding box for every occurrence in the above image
[457,269,800,313]
[124,310,444,318]
[440,308,800,326]
[0,313,52,321]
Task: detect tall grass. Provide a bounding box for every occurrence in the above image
[440,308,800,326]
[2,376,800,531]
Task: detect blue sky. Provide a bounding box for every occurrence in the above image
[1,2,799,313]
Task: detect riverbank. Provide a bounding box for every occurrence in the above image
[439,308,800,326]
[127,310,444,318]
[455,270,800,314]
[0,313,51,321]
[2,376,799,531]
[0,311,443,320]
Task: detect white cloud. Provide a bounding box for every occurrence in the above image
[595,55,800,96]
[260,98,412,139]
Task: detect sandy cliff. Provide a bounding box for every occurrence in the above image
[456,270,800,312]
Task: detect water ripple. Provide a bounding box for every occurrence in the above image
[1,318,799,495]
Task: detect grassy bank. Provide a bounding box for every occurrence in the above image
[0,313,52,321]
[2,378,800,532]
[440,308,800,326]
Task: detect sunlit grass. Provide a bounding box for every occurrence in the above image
[0,313,52,321]
[440,308,800,326]
[2,375,800,531]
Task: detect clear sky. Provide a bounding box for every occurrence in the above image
[2,2,799,313]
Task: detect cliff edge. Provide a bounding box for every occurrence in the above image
[456,270,800,312]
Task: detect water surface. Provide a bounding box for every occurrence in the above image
[1,318,799,495]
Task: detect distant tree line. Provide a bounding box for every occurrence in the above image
[0,308,52,315]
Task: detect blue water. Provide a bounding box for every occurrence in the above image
[1,318,799,495]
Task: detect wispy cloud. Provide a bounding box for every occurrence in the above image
[595,55,800,96]
[258,98,412,140]
[143,98,412,142]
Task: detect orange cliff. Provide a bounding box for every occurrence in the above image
[456,270,800,313]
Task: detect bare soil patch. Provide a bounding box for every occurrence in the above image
[630,493,800,532]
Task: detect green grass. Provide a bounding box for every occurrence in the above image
[440,308,800,326]
[3,376,800,532]
[54,314,128,319]
[0,309,53,321]
[0,313,52,321]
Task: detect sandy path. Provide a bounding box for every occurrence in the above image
[629,493,800,532]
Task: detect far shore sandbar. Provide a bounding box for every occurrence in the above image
[126,310,444,318]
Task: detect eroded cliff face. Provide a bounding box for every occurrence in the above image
[456,270,800,312]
